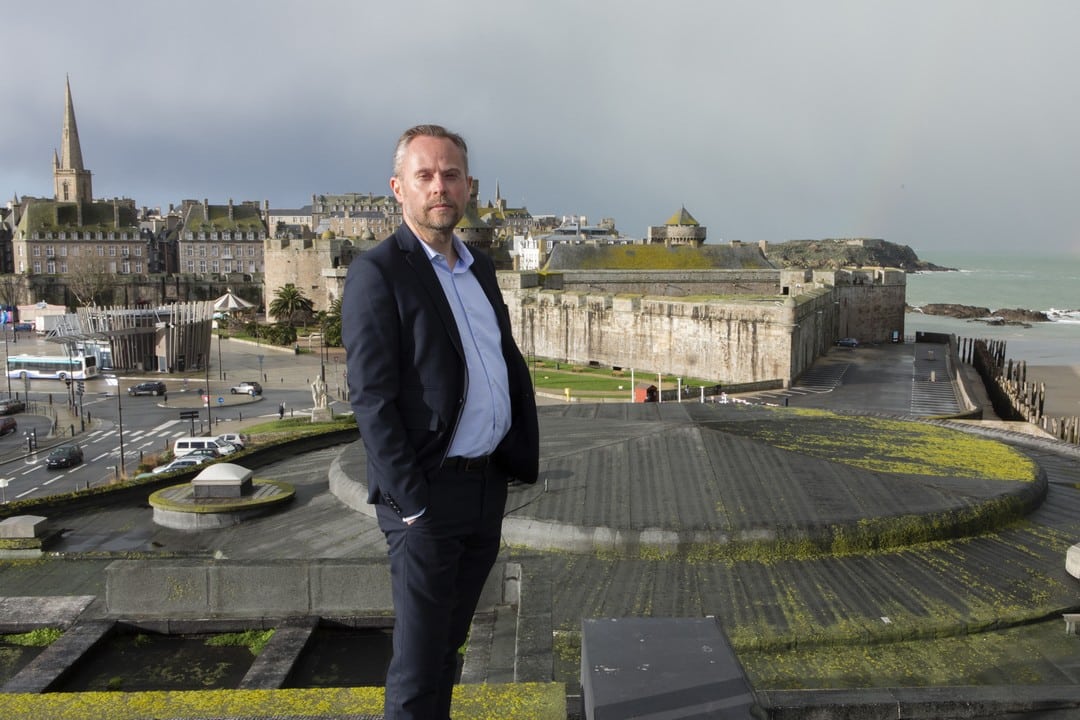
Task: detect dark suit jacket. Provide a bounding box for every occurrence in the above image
[342,224,539,518]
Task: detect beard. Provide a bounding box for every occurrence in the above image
[410,197,463,234]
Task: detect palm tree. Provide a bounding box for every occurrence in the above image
[322,297,343,347]
[269,284,314,326]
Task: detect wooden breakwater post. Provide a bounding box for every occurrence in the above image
[966,336,1078,445]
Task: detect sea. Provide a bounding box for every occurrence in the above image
[904,253,1080,366]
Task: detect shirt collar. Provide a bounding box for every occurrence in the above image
[417,233,474,271]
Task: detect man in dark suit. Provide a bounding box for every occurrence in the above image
[342,124,539,720]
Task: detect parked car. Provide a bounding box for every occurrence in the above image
[184,448,223,460]
[45,444,83,469]
[0,399,25,415]
[151,456,209,474]
[0,417,16,435]
[128,381,167,396]
[216,432,247,450]
[836,338,860,348]
[229,381,262,396]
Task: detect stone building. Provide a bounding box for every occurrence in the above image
[310,193,399,240]
[476,182,533,237]
[265,204,314,239]
[177,199,267,278]
[647,206,707,246]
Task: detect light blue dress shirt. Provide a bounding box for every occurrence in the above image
[421,236,511,460]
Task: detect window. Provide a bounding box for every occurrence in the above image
[135,247,142,257]
[186,260,195,273]
[60,262,68,273]
[109,246,117,257]
[32,261,41,273]
[185,246,194,256]
[71,246,80,256]
[198,260,207,273]
[135,262,143,273]
[60,246,68,257]
[211,260,219,273]
[247,246,255,256]
[45,246,54,256]
[211,245,219,257]
[199,246,207,257]
[121,261,130,274]
[97,246,104,257]
[46,261,56,274]
[224,261,233,273]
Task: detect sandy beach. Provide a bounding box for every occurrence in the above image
[1022,364,1080,420]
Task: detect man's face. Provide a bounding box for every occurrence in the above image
[390,135,471,244]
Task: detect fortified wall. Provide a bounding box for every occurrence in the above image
[262,236,360,319]
[499,267,906,388]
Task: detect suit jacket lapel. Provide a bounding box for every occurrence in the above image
[395,225,465,357]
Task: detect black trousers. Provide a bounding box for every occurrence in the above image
[376,463,508,720]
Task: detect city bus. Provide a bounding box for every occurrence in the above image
[6,353,99,380]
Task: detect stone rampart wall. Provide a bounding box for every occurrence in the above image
[506,289,803,385]
[501,267,906,386]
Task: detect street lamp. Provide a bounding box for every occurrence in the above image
[106,374,126,477]
[204,351,213,430]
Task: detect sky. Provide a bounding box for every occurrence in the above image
[3,0,1080,260]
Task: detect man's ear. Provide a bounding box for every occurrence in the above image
[389,176,403,202]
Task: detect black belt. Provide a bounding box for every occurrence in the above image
[442,454,491,472]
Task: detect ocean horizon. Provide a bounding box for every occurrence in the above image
[905,253,1080,366]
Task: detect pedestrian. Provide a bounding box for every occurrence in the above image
[163,392,168,404]
[278,401,285,420]
[342,124,539,720]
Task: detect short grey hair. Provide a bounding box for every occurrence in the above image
[392,124,469,177]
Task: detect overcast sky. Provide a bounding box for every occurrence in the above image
[4,1,1079,259]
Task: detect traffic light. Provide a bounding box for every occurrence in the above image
[76,381,85,395]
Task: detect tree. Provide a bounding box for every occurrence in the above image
[269,283,314,326]
[67,254,113,307]
[322,296,342,347]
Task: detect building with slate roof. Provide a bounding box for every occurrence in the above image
[176,198,267,277]
[647,205,707,246]
[310,193,400,240]
[8,79,148,280]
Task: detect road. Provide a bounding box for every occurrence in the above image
[0,333,349,503]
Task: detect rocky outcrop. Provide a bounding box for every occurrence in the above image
[763,238,953,273]
[908,303,1050,325]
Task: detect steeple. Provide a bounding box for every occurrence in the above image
[54,75,93,203]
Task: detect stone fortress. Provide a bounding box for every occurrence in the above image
[0,79,908,390]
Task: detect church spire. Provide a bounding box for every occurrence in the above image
[54,76,92,203]
[60,75,85,172]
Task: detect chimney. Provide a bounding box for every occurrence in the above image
[228,198,234,221]
[203,198,209,221]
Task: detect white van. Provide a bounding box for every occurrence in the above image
[173,437,237,457]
